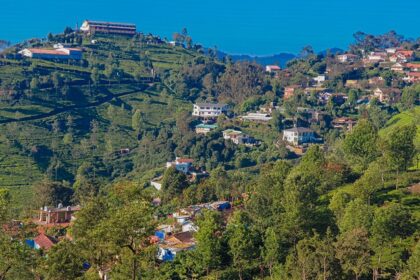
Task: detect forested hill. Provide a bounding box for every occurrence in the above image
[0,28,419,280]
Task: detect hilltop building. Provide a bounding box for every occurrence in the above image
[19,48,82,60]
[80,20,136,36]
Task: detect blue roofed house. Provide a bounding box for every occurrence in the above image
[166,157,194,174]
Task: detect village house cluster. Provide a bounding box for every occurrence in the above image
[155,201,232,261]
[8,204,83,252]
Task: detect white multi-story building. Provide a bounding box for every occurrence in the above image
[80,20,136,36]
[192,103,228,118]
[282,127,315,146]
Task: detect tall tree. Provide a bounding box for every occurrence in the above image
[226,211,258,280]
[383,125,417,174]
[33,179,73,208]
[40,240,85,280]
[370,203,414,279]
[104,200,156,280]
[262,227,281,279]
[335,228,371,280]
[338,198,374,233]
[402,240,420,280]
[194,210,224,276]
[343,119,379,172]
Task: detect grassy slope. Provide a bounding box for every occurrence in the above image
[380,107,420,169]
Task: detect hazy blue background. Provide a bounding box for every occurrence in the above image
[2,0,420,55]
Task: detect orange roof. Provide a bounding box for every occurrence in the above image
[397,50,414,57]
[406,63,420,69]
[408,72,420,77]
[27,48,68,55]
[34,234,57,250]
[176,158,194,163]
[267,65,281,70]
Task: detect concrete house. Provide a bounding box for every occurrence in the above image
[265,65,281,73]
[373,88,402,103]
[37,204,81,225]
[19,48,82,60]
[391,63,404,72]
[195,123,218,135]
[192,103,229,119]
[337,53,358,63]
[282,127,315,146]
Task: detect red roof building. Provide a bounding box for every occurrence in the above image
[33,233,58,251]
[284,85,300,100]
[405,63,420,71]
[19,48,82,60]
[407,72,420,83]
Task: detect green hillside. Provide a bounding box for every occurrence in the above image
[380,107,420,169]
[0,34,206,208]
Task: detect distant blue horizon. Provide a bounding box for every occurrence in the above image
[2,0,420,56]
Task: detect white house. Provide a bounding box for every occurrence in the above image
[312,75,326,85]
[222,129,259,146]
[373,87,401,103]
[166,157,194,174]
[19,48,82,60]
[367,52,387,63]
[337,53,358,63]
[386,48,397,54]
[282,127,315,146]
[192,103,228,118]
[223,129,242,140]
[391,63,404,72]
[182,221,198,232]
[266,65,281,73]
